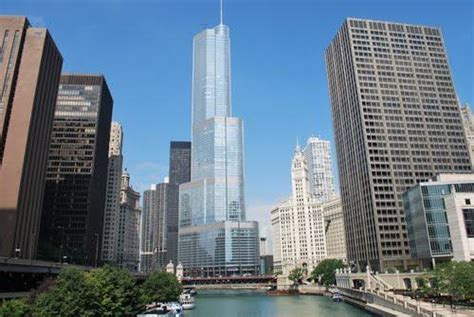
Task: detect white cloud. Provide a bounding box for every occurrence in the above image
[128,161,168,194]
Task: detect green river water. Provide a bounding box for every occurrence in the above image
[184,290,374,317]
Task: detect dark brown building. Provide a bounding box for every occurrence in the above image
[0,16,63,259]
[38,74,113,266]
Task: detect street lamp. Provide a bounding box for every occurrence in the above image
[94,232,100,268]
[56,226,65,263]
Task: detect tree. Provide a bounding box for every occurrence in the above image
[33,267,95,317]
[288,268,304,286]
[0,299,30,317]
[33,266,141,316]
[415,261,474,303]
[311,259,346,287]
[140,271,182,306]
[86,265,140,316]
[432,261,474,301]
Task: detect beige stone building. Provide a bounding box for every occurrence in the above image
[271,145,326,276]
[326,18,472,271]
[322,198,347,262]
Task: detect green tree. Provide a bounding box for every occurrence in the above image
[0,298,30,317]
[140,271,182,306]
[311,259,346,287]
[86,265,140,316]
[33,267,95,317]
[33,266,141,316]
[415,261,474,303]
[288,268,304,286]
[432,261,474,301]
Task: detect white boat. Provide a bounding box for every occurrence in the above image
[179,292,196,310]
[137,302,184,317]
[332,292,343,302]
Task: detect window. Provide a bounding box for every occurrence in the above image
[462,209,474,238]
[465,199,471,205]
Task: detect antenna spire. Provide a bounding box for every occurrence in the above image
[220,0,223,25]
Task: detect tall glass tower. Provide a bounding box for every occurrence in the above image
[178,6,259,277]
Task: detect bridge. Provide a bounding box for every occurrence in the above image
[0,257,277,296]
[0,256,91,294]
[181,275,276,290]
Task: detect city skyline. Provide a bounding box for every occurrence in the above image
[1,0,472,243]
[0,4,473,315]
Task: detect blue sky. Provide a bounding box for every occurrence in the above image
[2,0,473,239]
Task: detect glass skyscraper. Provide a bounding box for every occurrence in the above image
[178,17,259,277]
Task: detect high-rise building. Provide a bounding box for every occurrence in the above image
[101,122,123,263]
[259,237,267,256]
[169,141,191,185]
[140,181,169,273]
[38,74,113,266]
[117,169,141,271]
[140,185,157,273]
[326,18,472,271]
[271,145,327,276]
[404,174,474,266]
[460,105,474,168]
[322,198,347,262]
[167,141,191,265]
[0,16,63,259]
[178,10,259,276]
[303,137,336,202]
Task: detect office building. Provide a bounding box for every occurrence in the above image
[322,198,347,262]
[271,145,327,276]
[326,18,472,271]
[260,255,274,275]
[38,74,113,266]
[460,105,474,168]
[303,137,337,202]
[0,16,62,259]
[140,181,169,273]
[167,141,191,265]
[117,169,141,271]
[101,122,123,263]
[260,237,268,256]
[178,10,259,276]
[404,174,474,267]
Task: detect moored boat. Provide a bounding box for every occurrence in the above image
[332,292,343,302]
[179,292,196,310]
[137,302,184,316]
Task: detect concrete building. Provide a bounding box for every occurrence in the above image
[326,18,472,271]
[140,185,157,273]
[140,181,169,273]
[404,173,474,267]
[101,122,123,264]
[0,16,62,259]
[460,105,474,168]
[259,237,268,256]
[271,145,326,276]
[303,137,336,202]
[322,198,347,262]
[178,9,259,276]
[117,169,141,271]
[167,141,191,265]
[38,74,113,266]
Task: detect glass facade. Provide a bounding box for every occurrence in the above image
[404,180,474,263]
[463,209,474,238]
[179,221,259,277]
[178,23,259,276]
[167,142,191,266]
